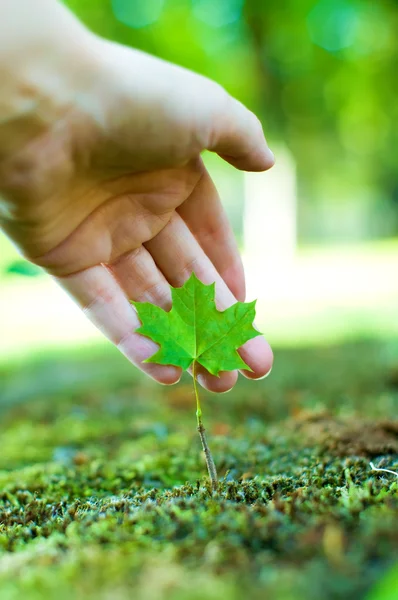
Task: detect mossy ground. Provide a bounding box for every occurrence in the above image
[0,340,397,600]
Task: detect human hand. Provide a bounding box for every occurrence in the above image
[0,1,274,391]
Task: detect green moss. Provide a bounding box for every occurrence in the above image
[0,340,397,599]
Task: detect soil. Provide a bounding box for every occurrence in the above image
[293,413,398,457]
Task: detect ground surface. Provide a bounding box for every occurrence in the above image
[0,340,397,600]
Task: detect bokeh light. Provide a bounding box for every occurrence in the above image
[192,0,244,27]
[111,0,164,29]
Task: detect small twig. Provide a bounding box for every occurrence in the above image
[193,361,218,492]
[370,462,398,478]
[197,423,218,492]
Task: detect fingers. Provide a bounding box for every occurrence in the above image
[56,264,181,385]
[97,44,274,175]
[110,245,237,393]
[110,245,172,308]
[145,213,274,386]
[178,164,246,302]
[207,92,275,172]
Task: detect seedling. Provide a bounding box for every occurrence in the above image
[131,273,260,491]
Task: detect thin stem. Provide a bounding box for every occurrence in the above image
[193,360,218,492]
[193,359,202,428]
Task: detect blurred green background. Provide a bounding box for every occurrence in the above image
[1,0,397,360]
[0,3,397,599]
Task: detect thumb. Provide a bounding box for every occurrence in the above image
[207,93,275,172]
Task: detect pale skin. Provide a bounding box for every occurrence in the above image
[0,0,275,392]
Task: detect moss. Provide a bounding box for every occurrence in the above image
[0,340,397,599]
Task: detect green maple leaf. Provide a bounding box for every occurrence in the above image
[131,272,261,376]
[131,273,262,491]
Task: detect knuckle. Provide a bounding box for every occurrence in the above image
[82,287,116,314]
[173,256,202,288]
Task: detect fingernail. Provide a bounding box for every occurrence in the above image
[267,147,275,163]
[218,386,234,395]
[257,366,273,380]
[197,373,206,388]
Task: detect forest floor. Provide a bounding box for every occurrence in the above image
[0,339,397,600]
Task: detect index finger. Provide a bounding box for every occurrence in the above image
[56,263,182,385]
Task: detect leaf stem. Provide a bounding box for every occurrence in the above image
[193,360,218,492]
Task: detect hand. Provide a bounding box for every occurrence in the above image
[0,1,274,391]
